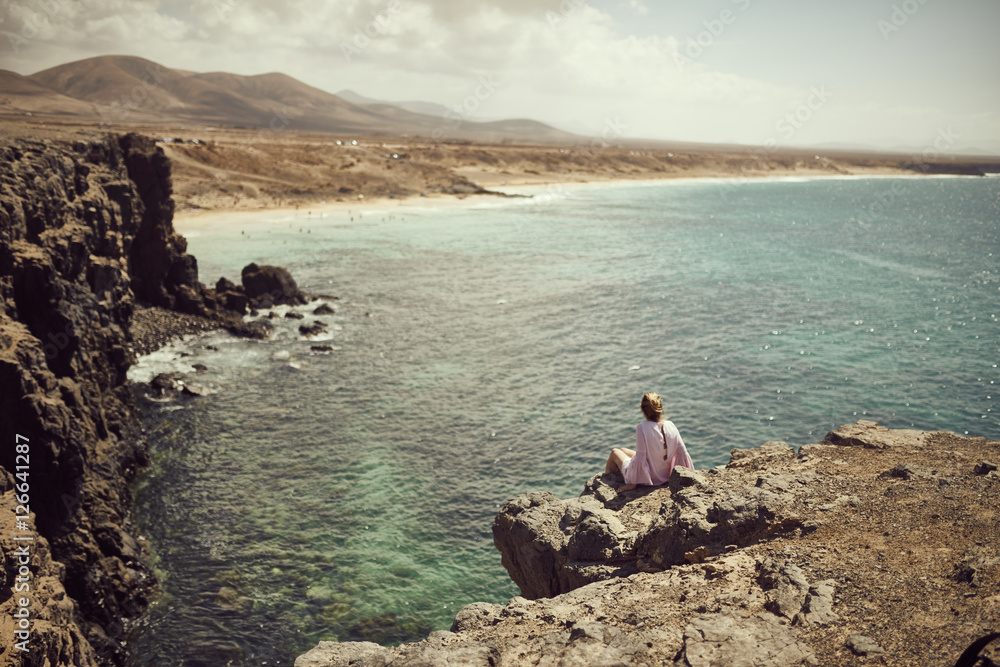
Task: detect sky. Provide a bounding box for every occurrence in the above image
[2,0,999,152]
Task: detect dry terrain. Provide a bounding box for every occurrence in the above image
[3,120,997,219]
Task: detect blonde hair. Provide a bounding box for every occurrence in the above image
[640,392,664,422]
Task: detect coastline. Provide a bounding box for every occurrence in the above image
[172,169,925,231]
[172,165,993,232]
[4,129,998,666]
[0,133,267,666]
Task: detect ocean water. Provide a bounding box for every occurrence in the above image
[127,176,1000,666]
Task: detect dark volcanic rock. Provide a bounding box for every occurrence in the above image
[150,372,180,398]
[214,276,248,314]
[299,321,327,337]
[879,462,932,480]
[228,320,274,339]
[313,302,336,315]
[973,460,998,475]
[241,262,307,307]
[0,133,307,666]
[0,134,172,665]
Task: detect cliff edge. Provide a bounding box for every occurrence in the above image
[297,421,999,666]
[0,133,245,666]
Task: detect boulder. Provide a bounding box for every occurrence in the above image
[150,372,180,398]
[181,383,212,397]
[214,276,248,314]
[846,634,884,656]
[955,547,1000,588]
[313,302,336,315]
[757,559,810,621]
[973,461,998,475]
[228,320,274,339]
[494,446,809,599]
[241,262,307,307]
[299,321,328,337]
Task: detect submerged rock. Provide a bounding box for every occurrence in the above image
[181,383,212,397]
[299,321,328,337]
[313,302,336,315]
[150,372,181,398]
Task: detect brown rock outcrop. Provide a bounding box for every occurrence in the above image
[297,422,1000,666]
[491,441,811,601]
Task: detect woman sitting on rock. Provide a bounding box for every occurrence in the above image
[605,392,694,492]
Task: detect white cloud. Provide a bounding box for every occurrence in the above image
[625,0,649,17]
[1,0,996,149]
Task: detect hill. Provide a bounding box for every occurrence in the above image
[1,55,578,143]
[0,69,99,117]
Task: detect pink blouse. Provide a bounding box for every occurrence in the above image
[621,419,694,486]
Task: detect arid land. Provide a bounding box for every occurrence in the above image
[4,120,998,220]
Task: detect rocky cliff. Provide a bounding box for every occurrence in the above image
[0,133,250,666]
[297,421,999,666]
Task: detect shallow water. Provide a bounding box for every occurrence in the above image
[128,176,1000,666]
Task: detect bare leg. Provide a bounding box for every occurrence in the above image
[605,448,631,474]
[606,448,639,492]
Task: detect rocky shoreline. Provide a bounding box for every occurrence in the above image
[2,132,998,667]
[129,305,220,356]
[0,133,307,666]
[297,421,999,666]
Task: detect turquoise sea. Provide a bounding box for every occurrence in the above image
[127,176,1000,666]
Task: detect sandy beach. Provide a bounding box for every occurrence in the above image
[157,129,993,227]
[10,119,995,231]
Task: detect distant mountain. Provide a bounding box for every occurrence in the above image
[0,69,101,117]
[0,55,577,143]
[336,89,455,119]
[953,143,1000,158]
